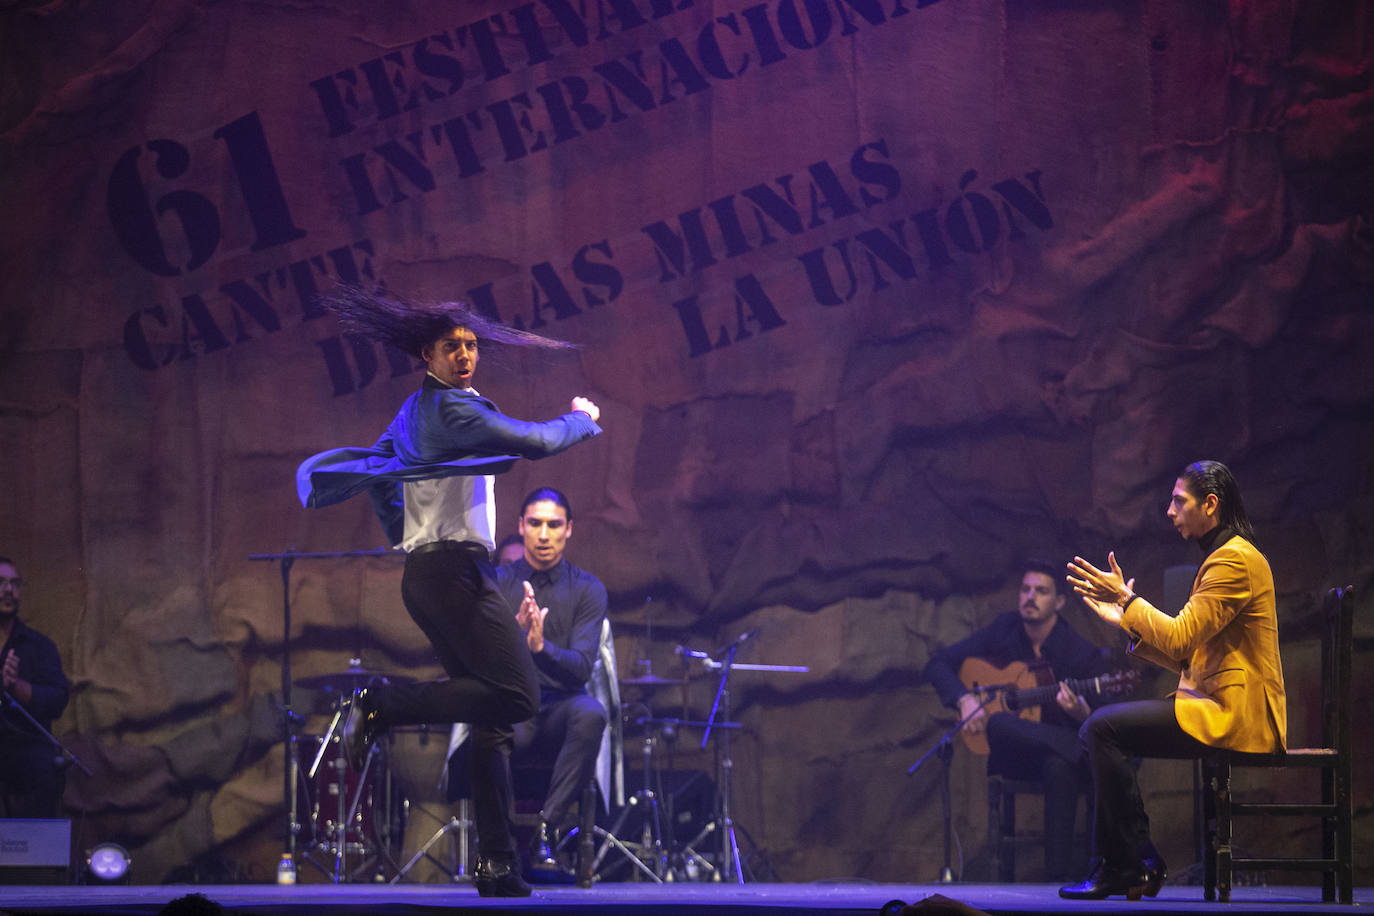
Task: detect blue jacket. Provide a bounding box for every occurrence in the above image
[297,376,601,542]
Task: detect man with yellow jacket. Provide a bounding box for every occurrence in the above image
[1060,460,1286,901]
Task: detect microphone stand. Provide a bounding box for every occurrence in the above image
[702,643,743,883]
[906,688,1007,883]
[0,687,92,776]
[687,639,808,884]
[248,547,399,865]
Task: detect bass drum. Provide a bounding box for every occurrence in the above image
[296,731,402,857]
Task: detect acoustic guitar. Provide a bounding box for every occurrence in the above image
[955,657,1139,755]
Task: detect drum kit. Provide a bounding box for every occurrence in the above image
[281,639,806,885]
[288,662,411,883]
[598,634,808,885]
[252,545,807,885]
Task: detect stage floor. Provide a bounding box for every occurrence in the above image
[0,882,1366,916]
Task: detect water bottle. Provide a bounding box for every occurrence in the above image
[276,853,297,885]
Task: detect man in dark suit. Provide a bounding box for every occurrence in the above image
[495,487,608,880]
[0,555,71,818]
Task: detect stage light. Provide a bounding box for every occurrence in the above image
[85,843,131,884]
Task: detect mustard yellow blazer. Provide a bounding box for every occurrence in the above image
[1122,535,1287,754]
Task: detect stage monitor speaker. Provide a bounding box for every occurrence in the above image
[0,818,71,885]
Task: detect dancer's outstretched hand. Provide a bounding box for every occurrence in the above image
[1068,553,1134,626]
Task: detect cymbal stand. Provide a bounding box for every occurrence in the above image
[248,546,398,866]
[672,819,719,882]
[906,688,1005,882]
[390,798,473,884]
[590,716,666,882]
[647,718,738,882]
[705,643,743,883]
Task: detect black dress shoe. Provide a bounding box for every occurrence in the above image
[1142,853,1167,897]
[525,821,575,883]
[475,856,532,897]
[1059,858,1150,901]
[340,688,381,771]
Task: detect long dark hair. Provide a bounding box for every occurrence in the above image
[521,486,572,522]
[320,284,575,357]
[1178,460,1256,544]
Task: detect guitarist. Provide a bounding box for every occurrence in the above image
[923,560,1111,881]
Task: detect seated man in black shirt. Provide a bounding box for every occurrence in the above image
[923,560,1107,881]
[494,488,608,878]
[0,555,71,818]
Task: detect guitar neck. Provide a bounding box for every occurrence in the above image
[1008,674,1110,711]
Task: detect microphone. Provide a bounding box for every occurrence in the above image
[712,627,759,659]
[675,645,709,660]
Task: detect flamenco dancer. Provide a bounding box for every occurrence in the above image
[297,287,602,896]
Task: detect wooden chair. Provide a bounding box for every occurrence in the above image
[987,773,1087,882]
[1198,585,1354,903]
[445,619,624,887]
[513,617,624,887]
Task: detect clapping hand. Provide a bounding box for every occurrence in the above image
[517,580,549,653]
[1,649,17,691]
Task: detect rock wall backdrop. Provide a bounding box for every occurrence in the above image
[2,0,1371,885]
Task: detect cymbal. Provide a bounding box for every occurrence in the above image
[295,666,414,691]
[619,674,687,687]
[632,716,742,729]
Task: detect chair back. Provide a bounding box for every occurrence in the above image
[1198,584,1356,904]
[589,617,626,808]
[1319,586,1354,756]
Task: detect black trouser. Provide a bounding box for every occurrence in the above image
[986,712,1088,880]
[514,692,607,830]
[0,740,65,818]
[372,542,539,859]
[1078,699,1209,867]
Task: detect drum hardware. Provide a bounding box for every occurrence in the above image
[318,702,370,881]
[587,701,669,883]
[390,799,473,884]
[387,726,473,885]
[248,546,402,869]
[619,674,687,687]
[582,595,686,882]
[583,668,707,884]
[291,696,403,883]
[583,808,663,883]
[635,718,736,883]
[295,664,415,693]
[677,631,808,884]
[586,704,743,883]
